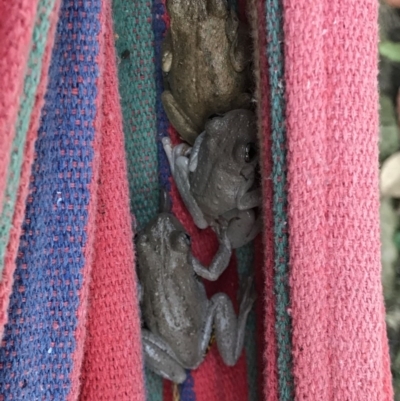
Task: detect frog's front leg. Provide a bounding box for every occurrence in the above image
[161,91,199,145]
[188,132,205,172]
[237,187,262,211]
[239,212,262,244]
[190,227,232,281]
[224,209,261,249]
[237,168,262,210]
[142,329,187,384]
[208,277,256,366]
[162,137,208,229]
[226,9,249,73]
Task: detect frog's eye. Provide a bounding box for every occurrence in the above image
[245,142,257,163]
[171,231,191,252]
[182,233,191,245]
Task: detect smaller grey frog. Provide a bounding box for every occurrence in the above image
[162,109,262,281]
[136,194,256,384]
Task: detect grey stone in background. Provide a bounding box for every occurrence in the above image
[380,95,400,163]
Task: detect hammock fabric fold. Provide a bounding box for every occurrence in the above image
[0,0,393,400]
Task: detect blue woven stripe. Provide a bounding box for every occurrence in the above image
[179,371,196,401]
[265,0,295,399]
[0,0,101,399]
[152,0,172,194]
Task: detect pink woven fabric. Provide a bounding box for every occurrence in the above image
[0,0,60,339]
[284,0,393,399]
[77,1,146,398]
[0,0,40,214]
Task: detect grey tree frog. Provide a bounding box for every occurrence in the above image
[161,0,253,145]
[162,109,262,281]
[136,204,256,383]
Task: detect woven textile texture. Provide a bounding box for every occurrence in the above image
[0,0,40,220]
[0,0,60,340]
[0,0,395,400]
[0,0,103,399]
[112,0,165,398]
[0,0,58,277]
[78,0,146,398]
[284,0,393,400]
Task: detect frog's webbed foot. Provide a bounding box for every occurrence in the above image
[162,137,208,229]
[237,168,262,210]
[237,188,262,210]
[161,91,199,145]
[240,212,262,243]
[224,209,261,249]
[188,132,205,172]
[190,226,232,281]
[208,277,256,366]
[142,329,187,384]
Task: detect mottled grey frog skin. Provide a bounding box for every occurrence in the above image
[162,109,262,280]
[161,0,252,145]
[137,212,256,384]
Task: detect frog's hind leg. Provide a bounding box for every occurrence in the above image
[209,277,256,366]
[142,329,187,384]
[190,227,232,281]
[161,91,199,145]
[162,137,208,229]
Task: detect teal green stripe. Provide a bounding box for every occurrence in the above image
[113,0,160,232]
[265,0,294,399]
[0,0,57,275]
[112,1,162,400]
[145,368,164,401]
[236,244,258,401]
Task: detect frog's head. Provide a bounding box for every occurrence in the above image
[138,213,192,261]
[204,109,259,173]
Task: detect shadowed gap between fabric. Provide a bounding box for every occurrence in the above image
[155,0,261,400]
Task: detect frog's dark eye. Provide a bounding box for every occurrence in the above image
[182,233,191,245]
[208,113,223,121]
[245,142,257,163]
